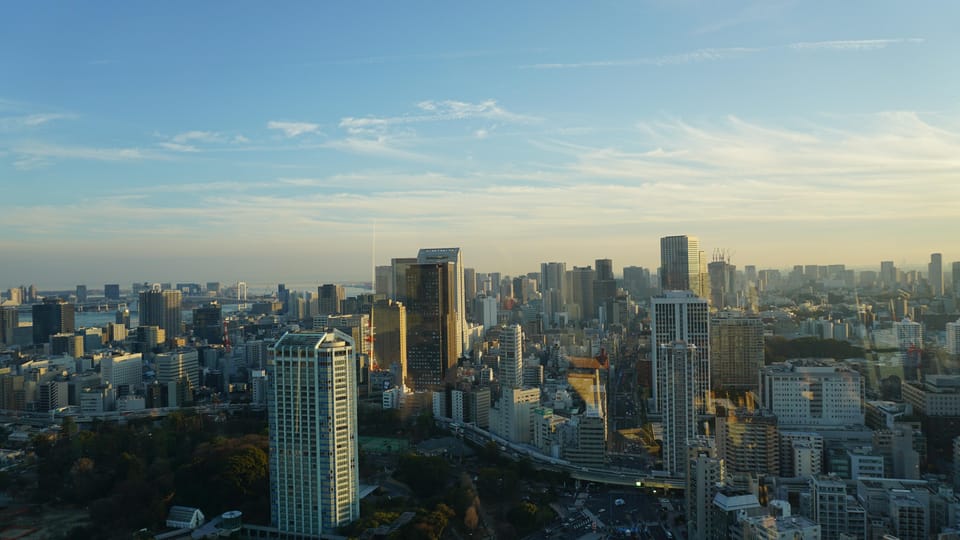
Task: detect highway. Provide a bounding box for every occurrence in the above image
[442,417,685,491]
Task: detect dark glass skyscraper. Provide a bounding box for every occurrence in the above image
[192,302,223,344]
[405,262,456,391]
[32,297,75,344]
[317,284,345,316]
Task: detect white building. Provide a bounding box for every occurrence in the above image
[760,360,864,428]
[155,349,200,389]
[100,352,143,390]
[492,387,540,444]
[651,291,710,414]
[946,319,960,356]
[894,318,923,366]
[499,324,523,389]
[659,341,702,476]
[477,296,498,332]
[268,331,359,535]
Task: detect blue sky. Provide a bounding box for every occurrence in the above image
[2,1,959,288]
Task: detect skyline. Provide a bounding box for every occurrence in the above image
[2,2,959,286]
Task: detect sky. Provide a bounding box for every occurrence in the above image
[2,1,959,289]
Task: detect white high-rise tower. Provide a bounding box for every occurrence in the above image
[660,341,702,476]
[500,324,523,389]
[651,291,711,414]
[268,330,359,535]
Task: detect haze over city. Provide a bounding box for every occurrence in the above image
[2,2,959,287]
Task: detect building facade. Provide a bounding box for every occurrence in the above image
[268,331,359,535]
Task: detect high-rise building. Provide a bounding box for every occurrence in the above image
[372,300,406,385]
[540,261,567,325]
[660,341,702,476]
[75,285,87,303]
[139,287,182,336]
[660,235,709,299]
[947,319,960,356]
[710,316,764,392]
[374,265,393,298]
[417,248,466,358]
[155,349,200,389]
[317,284,345,316]
[651,291,710,414]
[952,261,960,298]
[622,266,652,300]
[894,317,923,380]
[716,408,779,480]
[101,352,143,390]
[593,258,617,324]
[707,255,735,308]
[569,266,595,321]
[405,262,457,391]
[880,260,897,288]
[463,267,477,306]
[686,439,724,540]
[499,324,523,389]
[391,257,417,302]
[493,387,540,444]
[192,302,223,344]
[0,307,17,346]
[268,330,359,535]
[929,253,944,296]
[104,284,121,301]
[32,297,75,344]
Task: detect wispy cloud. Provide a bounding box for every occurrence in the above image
[267,120,321,137]
[0,113,76,129]
[524,47,759,69]
[339,99,536,135]
[789,38,925,51]
[14,142,163,162]
[524,37,925,69]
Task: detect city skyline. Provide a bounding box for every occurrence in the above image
[2,2,959,285]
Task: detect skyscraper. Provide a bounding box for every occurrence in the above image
[391,257,417,302]
[570,266,595,321]
[540,261,567,325]
[372,300,407,386]
[660,341,702,476]
[417,247,466,358]
[192,302,223,344]
[104,284,121,301]
[32,297,75,344]
[405,262,457,391]
[0,307,18,346]
[139,287,182,336]
[651,291,710,414]
[75,285,87,303]
[500,324,523,389]
[593,258,617,324]
[952,261,960,298]
[881,260,897,289]
[317,284,345,316]
[929,253,943,296]
[268,330,359,535]
[660,235,709,299]
[622,266,652,300]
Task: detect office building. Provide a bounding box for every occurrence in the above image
[499,324,523,389]
[593,258,617,323]
[405,262,457,391]
[192,302,223,344]
[32,297,75,344]
[317,284,345,316]
[374,265,393,298]
[651,291,710,413]
[268,331,359,535]
[930,253,944,296]
[372,300,406,386]
[0,307,17,346]
[569,266,595,321]
[707,255,735,308]
[779,431,824,478]
[740,514,820,540]
[660,234,709,299]
[101,352,143,391]
[953,261,960,298]
[894,318,923,379]
[139,287,182,336]
[660,341,702,476]
[622,265,652,300]
[50,333,83,358]
[881,260,898,289]
[759,360,864,428]
[75,285,87,303]
[710,316,764,392]
[104,284,121,301]
[810,475,865,540]
[417,247,466,358]
[492,387,540,444]
[155,349,200,390]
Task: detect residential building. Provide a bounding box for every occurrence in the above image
[499,324,523,389]
[687,439,724,540]
[267,331,359,535]
[710,316,764,392]
[652,291,710,414]
[759,360,864,428]
[660,341,702,476]
[717,408,779,479]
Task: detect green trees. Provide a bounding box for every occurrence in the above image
[394,454,450,498]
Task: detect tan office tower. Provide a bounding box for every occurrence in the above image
[372,300,407,387]
[268,331,359,535]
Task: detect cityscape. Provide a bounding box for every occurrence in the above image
[3,2,960,540]
[1,241,960,539]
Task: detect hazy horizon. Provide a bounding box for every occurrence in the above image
[3,2,958,287]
